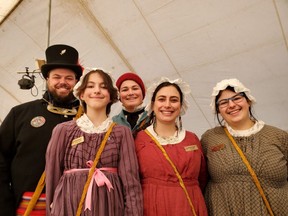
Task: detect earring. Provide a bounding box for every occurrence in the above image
[152,113,156,130]
[179,116,182,131]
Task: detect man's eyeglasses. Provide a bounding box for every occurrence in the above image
[216,92,245,108]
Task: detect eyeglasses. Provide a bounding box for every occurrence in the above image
[216,92,245,108]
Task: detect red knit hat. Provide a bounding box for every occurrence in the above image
[116,72,145,98]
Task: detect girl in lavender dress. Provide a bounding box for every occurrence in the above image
[45,69,143,216]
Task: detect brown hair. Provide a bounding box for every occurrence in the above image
[74,69,118,115]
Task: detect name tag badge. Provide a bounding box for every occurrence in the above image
[184,145,198,152]
[211,143,225,152]
[31,116,46,128]
[71,136,84,146]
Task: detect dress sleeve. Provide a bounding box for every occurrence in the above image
[284,131,288,181]
[0,109,17,215]
[45,124,67,216]
[200,131,209,155]
[117,126,143,216]
[191,132,208,193]
[198,143,208,192]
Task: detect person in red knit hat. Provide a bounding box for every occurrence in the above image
[112,72,149,137]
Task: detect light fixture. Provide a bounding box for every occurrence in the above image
[18,67,36,90]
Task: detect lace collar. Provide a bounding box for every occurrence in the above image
[224,120,265,137]
[146,125,185,145]
[76,114,113,133]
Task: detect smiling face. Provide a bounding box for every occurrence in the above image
[80,72,111,113]
[152,85,181,125]
[119,80,144,112]
[217,89,253,129]
[46,68,77,102]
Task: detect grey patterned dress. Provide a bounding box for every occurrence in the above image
[201,124,288,216]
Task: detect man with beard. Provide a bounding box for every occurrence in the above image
[0,44,83,216]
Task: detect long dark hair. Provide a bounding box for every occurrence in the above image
[75,69,118,115]
[215,86,257,126]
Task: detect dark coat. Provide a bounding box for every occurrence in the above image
[0,94,79,216]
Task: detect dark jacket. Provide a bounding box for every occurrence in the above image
[0,93,79,216]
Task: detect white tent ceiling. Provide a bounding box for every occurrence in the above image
[0,0,287,136]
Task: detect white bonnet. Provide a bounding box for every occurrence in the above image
[73,68,89,100]
[145,77,191,116]
[210,78,256,112]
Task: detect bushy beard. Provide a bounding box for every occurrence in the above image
[50,90,76,105]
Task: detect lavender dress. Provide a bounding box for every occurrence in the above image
[45,115,143,216]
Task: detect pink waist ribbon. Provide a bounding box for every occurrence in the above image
[64,160,117,211]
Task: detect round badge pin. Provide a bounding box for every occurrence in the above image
[31,116,46,128]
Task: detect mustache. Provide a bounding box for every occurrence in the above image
[56,83,71,90]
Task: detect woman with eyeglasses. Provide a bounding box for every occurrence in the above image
[201,78,288,216]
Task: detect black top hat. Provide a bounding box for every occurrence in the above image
[41,44,83,80]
